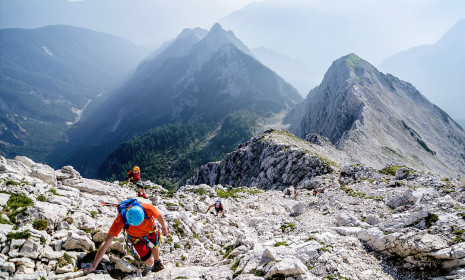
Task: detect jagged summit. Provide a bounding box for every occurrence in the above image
[193,23,253,58]
[177,27,208,40]
[285,54,465,177]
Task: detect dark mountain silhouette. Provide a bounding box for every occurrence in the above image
[0,25,148,162]
[54,24,302,180]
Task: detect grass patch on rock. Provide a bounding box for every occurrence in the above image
[223,244,238,259]
[32,219,48,230]
[273,241,288,247]
[7,230,31,241]
[280,222,295,232]
[58,253,73,268]
[425,213,439,228]
[7,194,33,211]
[379,165,404,176]
[5,180,21,186]
[5,194,33,223]
[173,219,184,236]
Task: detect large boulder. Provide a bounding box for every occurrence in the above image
[1,261,15,274]
[0,156,31,177]
[18,238,41,259]
[386,189,415,209]
[40,246,64,259]
[395,167,410,180]
[0,193,10,206]
[29,163,57,187]
[264,257,308,278]
[60,178,113,195]
[25,201,68,223]
[335,213,360,227]
[292,202,307,215]
[72,213,96,231]
[114,259,137,273]
[62,232,95,251]
[56,166,82,180]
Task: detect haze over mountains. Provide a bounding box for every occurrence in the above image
[51,23,302,183]
[220,1,465,121]
[380,19,465,121]
[1,1,464,186]
[0,25,149,163]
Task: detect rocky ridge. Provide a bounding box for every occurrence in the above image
[1,135,465,280]
[285,54,465,178]
[189,129,349,188]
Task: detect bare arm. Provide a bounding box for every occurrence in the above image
[205,204,214,214]
[156,214,168,236]
[83,234,115,273]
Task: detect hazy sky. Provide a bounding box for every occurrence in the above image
[1,0,464,52]
[0,0,257,46]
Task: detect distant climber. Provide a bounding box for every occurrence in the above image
[293,189,299,198]
[283,186,295,198]
[126,166,141,188]
[206,199,225,217]
[83,199,168,276]
[313,187,325,196]
[226,185,233,192]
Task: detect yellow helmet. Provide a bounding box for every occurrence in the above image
[133,166,140,171]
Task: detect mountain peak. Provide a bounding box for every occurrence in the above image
[199,22,253,56]
[210,22,224,32]
[286,54,465,177]
[344,53,362,68]
[177,27,208,41]
[322,53,382,90]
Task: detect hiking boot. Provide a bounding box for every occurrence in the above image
[152,260,164,272]
[142,266,152,276]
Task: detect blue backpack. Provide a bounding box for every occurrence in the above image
[118,199,150,229]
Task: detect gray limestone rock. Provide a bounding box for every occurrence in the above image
[18,238,40,259]
[264,257,308,278]
[189,130,334,188]
[62,232,95,251]
[285,54,465,178]
[336,213,360,227]
[386,189,415,209]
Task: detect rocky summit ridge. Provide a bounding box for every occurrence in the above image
[285,54,465,178]
[1,129,465,279]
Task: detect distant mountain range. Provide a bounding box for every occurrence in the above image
[250,47,309,95]
[285,54,465,177]
[0,25,149,162]
[3,22,464,186]
[380,19,465,120]
[53,23,302,184]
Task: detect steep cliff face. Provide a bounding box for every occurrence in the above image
[286,54,465,177]
[189,129,349,188]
